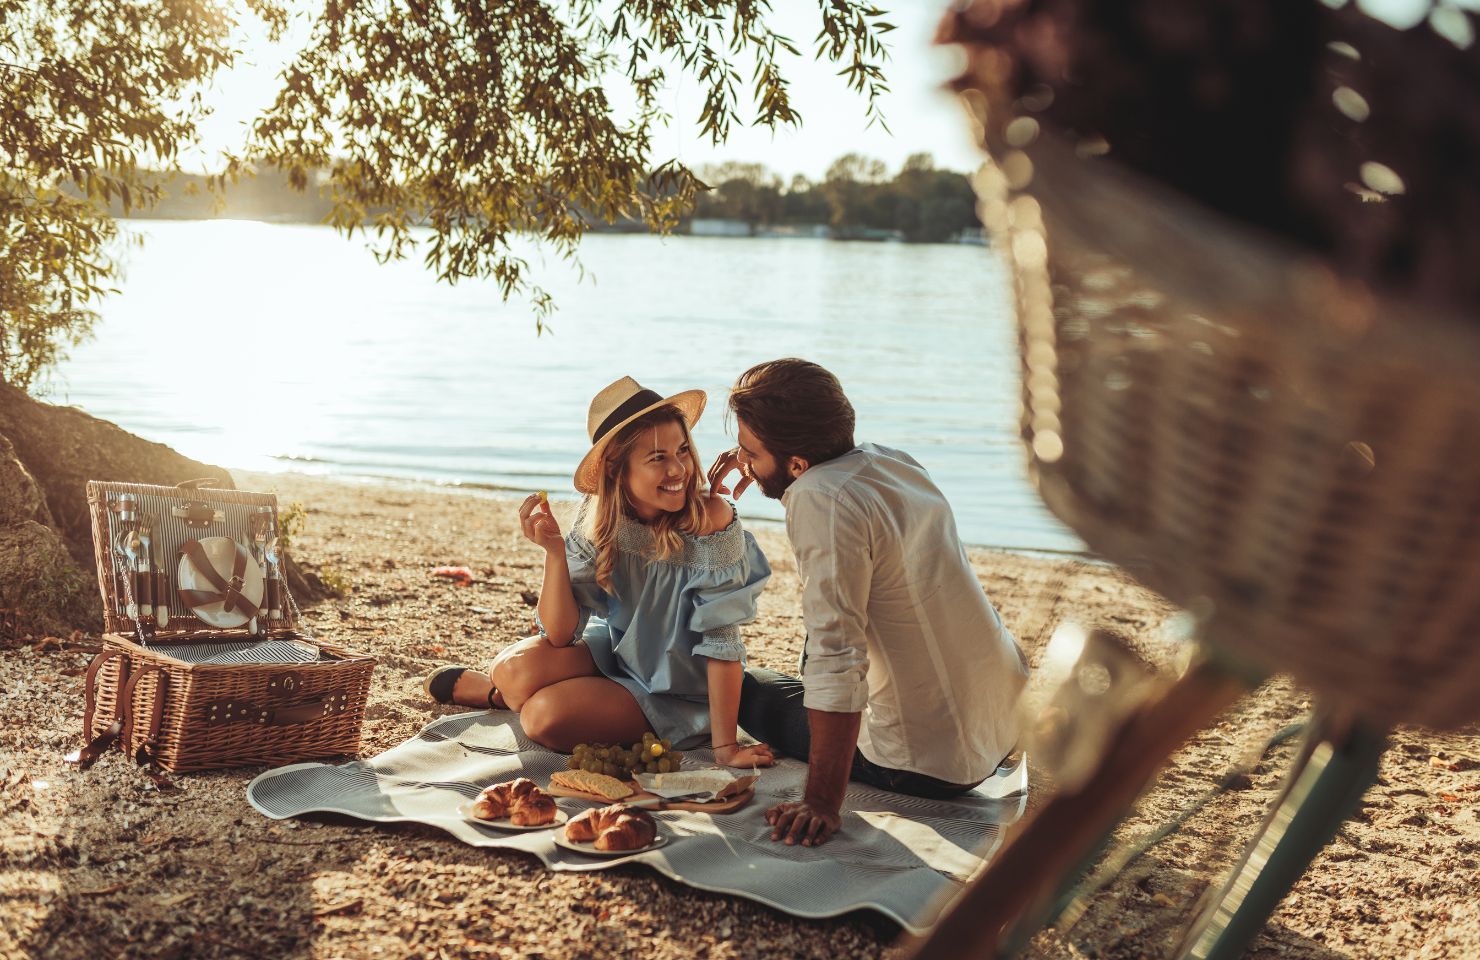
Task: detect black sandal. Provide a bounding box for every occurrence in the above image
[423,665,499,709]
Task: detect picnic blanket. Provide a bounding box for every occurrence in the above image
[246,711,1028,933]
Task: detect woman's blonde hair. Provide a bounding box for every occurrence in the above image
[582,405,706,592]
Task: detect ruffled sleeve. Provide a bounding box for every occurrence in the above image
[536,530,609,642]
[688,529,772,662]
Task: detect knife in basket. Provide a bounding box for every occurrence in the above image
[137,519,154,622]
[152,530,169,628]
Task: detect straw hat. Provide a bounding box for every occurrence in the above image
[573,376,707,494]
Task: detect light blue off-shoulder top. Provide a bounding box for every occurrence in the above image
[537,500,772,747]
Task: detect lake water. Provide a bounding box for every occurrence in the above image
[45,220,1083,553]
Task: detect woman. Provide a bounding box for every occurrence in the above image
[425,376,775,769]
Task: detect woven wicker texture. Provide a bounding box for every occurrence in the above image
[84,481,375,772]
[970,131,1480,731]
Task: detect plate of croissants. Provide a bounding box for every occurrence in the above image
[552,803,667,856]
[460,777,568,830]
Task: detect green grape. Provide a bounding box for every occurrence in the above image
[658,757,673,773]
[567,755,582,770]
[669,751,683,767]
[644,761,659,774]
[659,739,672,751]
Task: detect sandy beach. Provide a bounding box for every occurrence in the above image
[2,470,1477,959]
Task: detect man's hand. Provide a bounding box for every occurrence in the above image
[707,447,754,500]
[766,800,842,847]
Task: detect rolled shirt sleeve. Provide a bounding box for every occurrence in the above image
[536,531,608,641]
[789,489,872,714]
[689,531,772,662]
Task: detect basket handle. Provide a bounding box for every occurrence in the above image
[175,478,222,491]
[119,666,167,763]
[65,650,131,770]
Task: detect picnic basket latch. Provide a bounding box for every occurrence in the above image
[204,694,350,727]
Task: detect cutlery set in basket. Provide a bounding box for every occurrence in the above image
[71,480,375,776]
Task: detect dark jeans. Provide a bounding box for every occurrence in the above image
[737,667,984,800]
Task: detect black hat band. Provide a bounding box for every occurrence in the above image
[592,388,665,444]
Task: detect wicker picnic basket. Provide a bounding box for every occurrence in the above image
[969,126,1480,731]
[77,480,375,773]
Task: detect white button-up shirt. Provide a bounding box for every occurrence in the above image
[783,443,1028,784]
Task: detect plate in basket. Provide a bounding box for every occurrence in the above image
[177,536,264,629]
[457,801,568,832]
[552,831,668,857]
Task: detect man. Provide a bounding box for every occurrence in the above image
[708,358,1028,847]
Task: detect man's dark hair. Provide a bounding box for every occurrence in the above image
[728,358,856,466]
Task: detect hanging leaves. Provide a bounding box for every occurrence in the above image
[2,0,892,388]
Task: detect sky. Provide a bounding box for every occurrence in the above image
[187,1,986,180]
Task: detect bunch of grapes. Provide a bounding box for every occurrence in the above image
[568,732,683,779]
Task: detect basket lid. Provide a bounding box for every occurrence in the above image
[85,480,298,641]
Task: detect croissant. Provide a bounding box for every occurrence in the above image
[471,795,508,820]
[509,792,558,826]
[482,777,540,805]
[564,804,657,850]
[472,778,552,822]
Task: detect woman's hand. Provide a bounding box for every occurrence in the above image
[714,742,775,769]
[518,494,564,554]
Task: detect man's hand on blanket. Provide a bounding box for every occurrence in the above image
[714,742,775,769]
[766,800,842,847]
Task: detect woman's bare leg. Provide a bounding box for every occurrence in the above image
[518,676,653,752]
[448,636,598,710]
[489,636,600,710]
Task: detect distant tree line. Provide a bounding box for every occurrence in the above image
[692,153,981,243]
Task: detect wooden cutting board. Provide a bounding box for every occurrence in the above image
[547,782,754,813]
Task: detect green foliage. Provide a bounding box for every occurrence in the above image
[693,153,981,242]
[1,0,283,390]
[2,0,893,391]
[245,1,892,327]
[318,563,351,598]
[277,500,307,554]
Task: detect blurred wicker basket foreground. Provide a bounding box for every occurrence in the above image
[971,134,1480,730]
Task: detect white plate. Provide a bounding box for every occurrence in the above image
[457,800,568,831]
[177,537,265,629]
[552,831,667,857]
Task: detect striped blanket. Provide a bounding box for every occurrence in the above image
[246,710,1027,932]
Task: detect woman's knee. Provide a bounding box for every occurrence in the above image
[489,636,543,709]
[519,690,577,752]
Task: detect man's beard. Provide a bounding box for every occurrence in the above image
[751,462,794,500]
